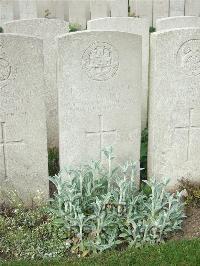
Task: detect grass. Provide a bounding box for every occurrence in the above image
[2,239,200,266]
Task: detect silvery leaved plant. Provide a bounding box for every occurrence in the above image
[49,147,185,256]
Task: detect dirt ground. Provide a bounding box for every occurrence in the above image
[171,206,200,240]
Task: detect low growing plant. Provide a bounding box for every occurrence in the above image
[179,178,200,207]
[44,9,51,18]
[48,147,60,197]
[0,205,66,261]
[48,147,60,177]
[49,147,185,256]
[140,128,148,180]
[69,23,81,32]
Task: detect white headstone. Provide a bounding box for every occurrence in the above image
[185,0,200,17]
[156,16,200,31]
[68,0,89,29]
[129,0,136,17]
[90,0,110,20]
[55,0,65,20]
[13,0,20,20]
[110,0,128,17]
[0,34,48,204]
[153,0,169,27]
[36,0,56,18]
[88,17,149,129]
[0,0,14,26]
[149,28,200,189]
[170,0,185,17]
[57,31,142,184]
[36,0,52,18]
[19,0,37,19]
[134,0,153,26]
[4,19,69,148]
[37,0,65,20]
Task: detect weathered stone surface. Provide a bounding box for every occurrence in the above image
[88,17,149,129]
[185,0,200,17]
[156,16,200,31]
[110,0,128,17]
[19,0,37,19]
[35,0,65,19]
[153,0,169,27]
[148,28,200,189]
[4,18,69,148]
[170,0,185,16]
[0,34,48,204]
[129,0,136,17]
[36,0,55,19]
[0,0,14,26]
[55,0,65,20]
[57,31,142,183]
[134,0,153,26]
[90,0,109,19]
[68,0,89,29]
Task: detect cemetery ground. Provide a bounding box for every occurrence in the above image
[0,239,200,265]
[0,141,200,265]
[1,2,200,265]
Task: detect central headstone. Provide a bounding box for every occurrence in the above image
[4,18,69,148]
[57,31,142,183]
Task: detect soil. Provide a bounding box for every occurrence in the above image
[170,206,200,240]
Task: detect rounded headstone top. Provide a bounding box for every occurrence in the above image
[156,16,200,31]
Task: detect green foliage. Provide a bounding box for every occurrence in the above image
[44,9,51,18]
[0,205,66,261]
[150,26,156,33]
[48,147,60,197]
[48,147,60,177]
[0,27,3,33]
[140,128,148,180]
[140,182,152,197]
[0,149,186,262]
[69,23,81,32]
[128,12,137,17]
[49,147,185,256]
[179,178,200,207]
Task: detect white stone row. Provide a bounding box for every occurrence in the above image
[0,0,129,28]
[130,0,200,27]
[1,16,200,205]
[1,1,200,29]
[1,17,141,204]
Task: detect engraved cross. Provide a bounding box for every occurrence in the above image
[174,108,200,161]
[0,122,24,179]
[86,115,116,161]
